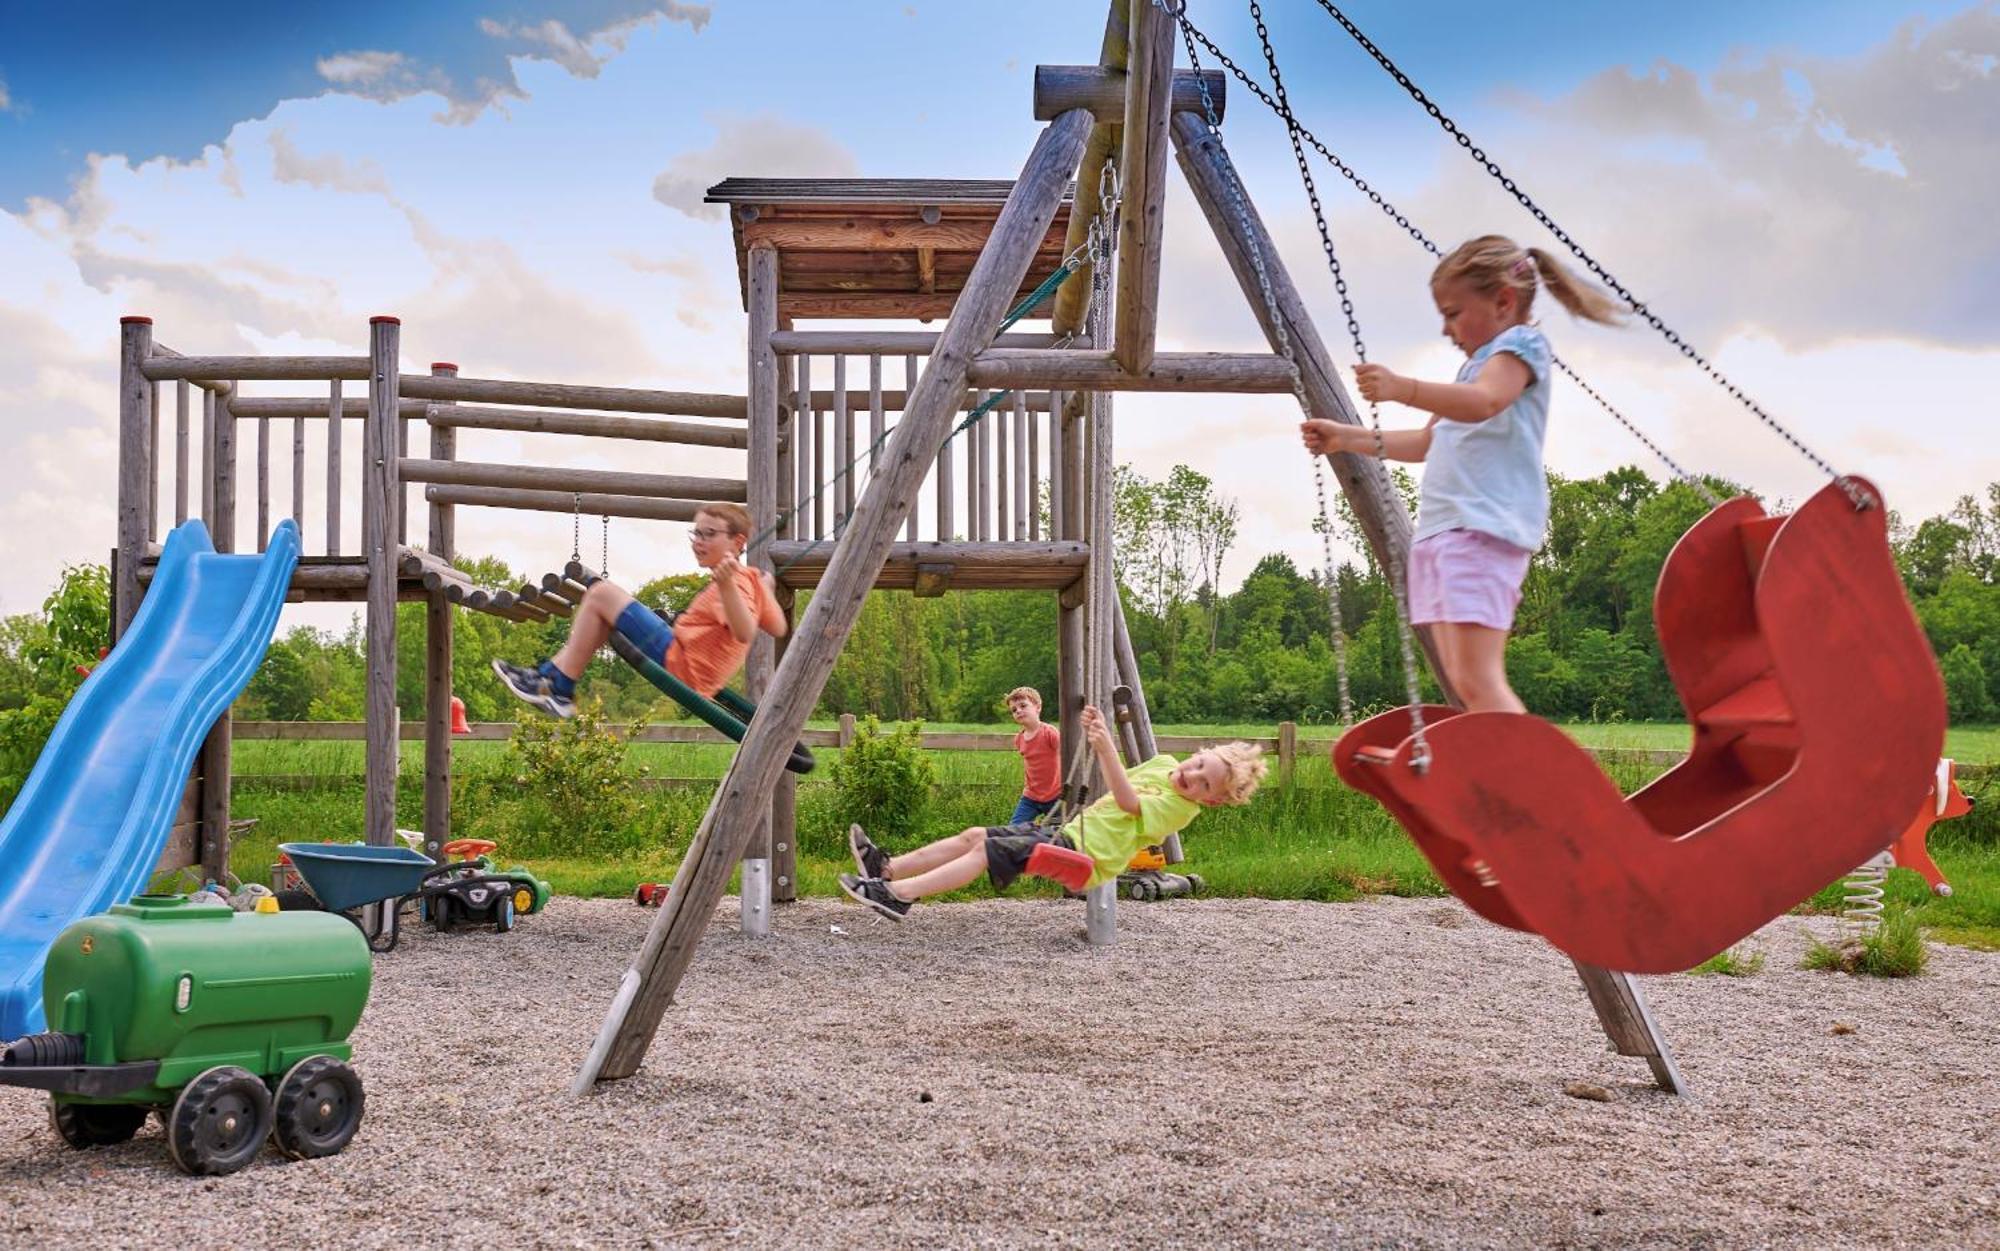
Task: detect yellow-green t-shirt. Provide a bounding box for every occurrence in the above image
[1060,754,1200,889]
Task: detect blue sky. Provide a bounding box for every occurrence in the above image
[0,1,1992,619]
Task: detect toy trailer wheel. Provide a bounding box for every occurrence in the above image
[272,1056,365,1160]
[50,1099,149,1149]
[166,1066,274,1176]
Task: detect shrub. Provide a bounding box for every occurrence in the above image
[1801,906,1929,977]
[1688,945,1766,977]
[826,716,936,842]
[495,697,640,856]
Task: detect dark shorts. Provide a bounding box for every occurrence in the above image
[1009,794,1061,826]
[615,600,675,663]
[983,822,1074,892]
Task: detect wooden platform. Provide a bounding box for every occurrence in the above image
[705,178,1074,322]
[765,540,1088,594]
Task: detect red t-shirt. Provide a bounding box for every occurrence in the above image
[1015,722,1062,802]
[664,567,775,697]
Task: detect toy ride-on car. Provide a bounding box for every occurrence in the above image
[278,839,549,951]
[0,896,370,1176]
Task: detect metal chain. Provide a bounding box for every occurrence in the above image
[1182,12,1720,508]
[570,492,582,564]
[601,512,610,580]
[1304,0,1863,507]
[1183,5,1430,754]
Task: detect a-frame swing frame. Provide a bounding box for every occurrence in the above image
[574,0,1684,1097]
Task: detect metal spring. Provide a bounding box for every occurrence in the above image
[1841,851,1894,934]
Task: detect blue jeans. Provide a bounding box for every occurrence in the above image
[615,600,675,662]
[1009,794,1060,826]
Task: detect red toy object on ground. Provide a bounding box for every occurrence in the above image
[633,882,670,907]
[449,696,471,735]
[1336,478,1947,974]
[1890,759,1972,897]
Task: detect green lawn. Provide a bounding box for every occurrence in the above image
[218,722,2000,953]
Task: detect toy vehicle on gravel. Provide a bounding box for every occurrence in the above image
[0,895,370,1176]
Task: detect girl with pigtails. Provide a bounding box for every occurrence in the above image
[1301,235,1623,714]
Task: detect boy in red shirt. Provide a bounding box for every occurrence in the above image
[493,502,786,717]
[1006,686,1062,825]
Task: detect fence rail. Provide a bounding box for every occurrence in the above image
[229,718,1781,784]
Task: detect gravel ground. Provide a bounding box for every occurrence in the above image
[2,894,1996,1249]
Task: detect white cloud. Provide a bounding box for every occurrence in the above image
[0,75,12,114]
[651,113,860,220]
[267,129,390,196]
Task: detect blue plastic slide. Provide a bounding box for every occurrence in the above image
[0,518,299,1038]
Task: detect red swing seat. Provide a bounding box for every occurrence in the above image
[1334,477,1946,973]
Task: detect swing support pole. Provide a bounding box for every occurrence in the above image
[573,108,1097,1092]
[1170,108,1686,1096]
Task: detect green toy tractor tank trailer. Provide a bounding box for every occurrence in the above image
[0,896,371,1176]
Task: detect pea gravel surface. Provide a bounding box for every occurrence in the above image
[2,895,1995,1249]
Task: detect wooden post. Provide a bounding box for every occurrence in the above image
[1113,0,1174,373]
[325,380,343,555]
[904,355,920,541]
[996,390,1011,540]
[868,354,885,478]
[794,355,810,541]
[833,354,851,526]
[256,412,271,550]
[362,317,401,848]
[292,409,306,531]
[936,388,955,539]
[214,385,238,555]
[174,381,190,526]
[745,246,782,920]
[1052,5,1131,334]
[578,109,1093,1090]
[974,396,990,541]
[1013,392,1031,541]
[777,352,796,546]
[202,388,216,525]
[1171,112,1686,1095]
[837,712,857,747]
[423,363,458,863]
[116,318,153,640]
[146,380,159,542]
[1055,390,1088,787]
[812,395,825,540]
[1278,720,1298,790]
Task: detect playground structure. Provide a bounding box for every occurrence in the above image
[102,1,1707,1097]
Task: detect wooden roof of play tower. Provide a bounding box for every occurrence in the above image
[705,178,1074,322]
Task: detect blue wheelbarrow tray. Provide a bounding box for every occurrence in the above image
[279,843,436,914]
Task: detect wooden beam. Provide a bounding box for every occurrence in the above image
[422,486,707,523]
[769,330,1058,354]
[398,374,747,419]
[1053,3,1132,334]
[423,363,457,865]
[916,246,937,294]
[142,355,368,382]
[767,540,1090,591]
[1034,65,1227,121]
[362,318,400,849]
[745,244,781,902]
[966,349,1295,392]
[577,107,1095,1092]
[427,406,748,449]
[1113,0,1176,372]
[116,318,153,639]
[226,397,427,419]
[743,218,1009,252]
[399,459,746,503]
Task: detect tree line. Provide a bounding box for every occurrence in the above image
[3,463,1997,808]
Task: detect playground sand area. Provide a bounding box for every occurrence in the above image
[2,894,1995,1249]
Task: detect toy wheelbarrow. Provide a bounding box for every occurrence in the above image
[278,842,540,952]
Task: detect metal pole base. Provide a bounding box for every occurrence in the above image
[739,857,772,938]
[1084,881,1117,946]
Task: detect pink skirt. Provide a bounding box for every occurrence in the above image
[1407,529,1532,630]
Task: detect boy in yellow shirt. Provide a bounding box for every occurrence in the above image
[841,705,1264,921]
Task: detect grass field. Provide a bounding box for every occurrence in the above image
[216,720,2000,954]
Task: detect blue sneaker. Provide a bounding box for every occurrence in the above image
[491,659,575,719]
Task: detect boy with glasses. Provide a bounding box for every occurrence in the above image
[493,502,785,718]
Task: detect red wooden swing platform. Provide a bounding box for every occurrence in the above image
[1334,476,1946,974]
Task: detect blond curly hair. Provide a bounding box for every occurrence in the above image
[1206,741,1268,805]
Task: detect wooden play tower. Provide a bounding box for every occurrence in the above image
[109,1,1685,1098]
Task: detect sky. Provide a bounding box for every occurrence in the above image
[0,0,1994,631]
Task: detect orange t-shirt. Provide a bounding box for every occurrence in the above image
[1015,722,1062,802]
[664,567,774,697]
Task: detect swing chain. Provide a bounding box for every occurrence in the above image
[1180,13,1720,508]
[1305,0,1861,508]
[570,492,582,565]
[601,511,610,581]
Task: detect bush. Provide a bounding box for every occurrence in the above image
[826,716,936,842]
[493,698,641,856]
[1688,945,1766,977]
[1801,906,1929,977]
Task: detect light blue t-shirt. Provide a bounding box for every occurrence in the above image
[1413,324,1553,552]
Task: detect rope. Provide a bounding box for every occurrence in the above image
[1177,11,1719,508]
[1301,0,1859,506]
